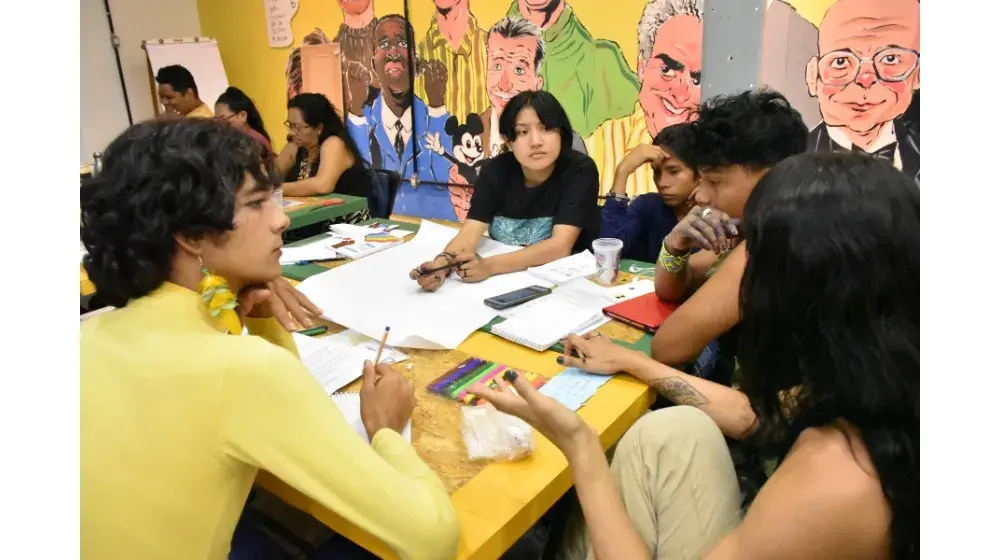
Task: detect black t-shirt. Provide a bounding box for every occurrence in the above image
[466,150,599,252]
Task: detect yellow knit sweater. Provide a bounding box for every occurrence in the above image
[81,282,458,560]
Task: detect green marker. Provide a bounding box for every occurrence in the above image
[297,325,328,337]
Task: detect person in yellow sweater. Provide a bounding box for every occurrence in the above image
[80,119,459,560]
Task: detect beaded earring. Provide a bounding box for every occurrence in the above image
[197,264,242,334]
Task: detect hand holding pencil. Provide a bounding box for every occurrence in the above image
[359,326,415,440]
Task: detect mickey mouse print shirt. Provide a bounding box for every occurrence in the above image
[466,149,599,253]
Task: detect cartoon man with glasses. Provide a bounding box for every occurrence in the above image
[805,0,920,183]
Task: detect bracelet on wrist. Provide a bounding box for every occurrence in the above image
[657,243,691,273]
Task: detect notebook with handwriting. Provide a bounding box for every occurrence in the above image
[331,392,412,443]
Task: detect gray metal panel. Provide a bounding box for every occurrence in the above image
[701,0,766,98]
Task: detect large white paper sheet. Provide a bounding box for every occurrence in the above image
[297,220,545,349]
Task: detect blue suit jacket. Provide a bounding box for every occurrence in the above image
[347,94,456,220]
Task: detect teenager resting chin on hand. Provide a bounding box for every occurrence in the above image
[409,90,599,291]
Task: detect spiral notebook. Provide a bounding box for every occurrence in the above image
[331,392,412,444]
[490,278,611,351]
[490,298,606,351]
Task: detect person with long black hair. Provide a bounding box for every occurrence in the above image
[215,86,273,159]
[276,93,372,203]
[473,152,919,559]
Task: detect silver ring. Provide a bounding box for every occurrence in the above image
[700,207,713,219]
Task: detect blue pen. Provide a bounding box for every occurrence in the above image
[290,258,341,266]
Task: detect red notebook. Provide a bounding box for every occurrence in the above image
[602,292,680,333]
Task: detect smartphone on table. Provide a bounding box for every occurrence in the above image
[484,285,552,310]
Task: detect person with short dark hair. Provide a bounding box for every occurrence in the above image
[474,152,919,560]
[155,64,213,118]
[410,90,599,291]
[599,123,700,262]
[276,93,372,211]
[80,119,460,560]
[215,86,273,159]
[650,89,808,374]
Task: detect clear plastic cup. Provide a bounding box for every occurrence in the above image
[592,238,624,285]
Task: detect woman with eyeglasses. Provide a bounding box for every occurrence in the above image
[275,93,372,214]
[215,87,273,159]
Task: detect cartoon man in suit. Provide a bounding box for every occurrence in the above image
[806,0,920,183]
[346,14,457,220]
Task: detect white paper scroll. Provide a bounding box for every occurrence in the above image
[265,0,299,48]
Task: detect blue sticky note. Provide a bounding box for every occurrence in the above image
[538,368,612,411]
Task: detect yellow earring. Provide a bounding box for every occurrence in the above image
[197,266,242,334]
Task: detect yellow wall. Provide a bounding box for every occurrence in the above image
[198,0,648,154]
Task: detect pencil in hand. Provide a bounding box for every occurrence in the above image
[374,326,390,365]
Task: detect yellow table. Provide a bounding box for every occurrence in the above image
[264,258,654,559]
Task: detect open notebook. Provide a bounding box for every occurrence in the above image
[331,392,412,444]
[490,278,612,351]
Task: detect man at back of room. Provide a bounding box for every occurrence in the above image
[155,64,213,119]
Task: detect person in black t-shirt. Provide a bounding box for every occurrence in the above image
[409,91,599,292]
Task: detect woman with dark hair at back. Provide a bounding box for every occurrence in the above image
[215,87,273,159]
[80,119,459,560]
[473,153,919,559]
[276,93,372,222]
[600,123,702,263]
[409,90,599,291]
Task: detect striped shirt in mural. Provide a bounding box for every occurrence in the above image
[585,101,656,198]
[414,14,489,120]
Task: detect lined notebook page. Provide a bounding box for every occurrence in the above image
[331,392,412,443]
[491,278,613,351]
[293,333,367,394]
[491,299,602,351]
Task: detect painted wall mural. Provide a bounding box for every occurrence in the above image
[278,0,693,221]
[765,0,920,184]
[202,0,917,222]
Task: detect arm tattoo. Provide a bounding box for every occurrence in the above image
[649,376,710,407]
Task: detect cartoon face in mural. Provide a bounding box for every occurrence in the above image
[805,0,920,182]
[636,4,703,137]
[486,21,544,122]
[583,0,704,200]
[374,17,413,100]
[427,113,488,220]
[444,114,487,183]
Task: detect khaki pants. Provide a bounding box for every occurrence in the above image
[561,406,744,560]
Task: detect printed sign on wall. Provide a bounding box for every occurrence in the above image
[265,0,299,48]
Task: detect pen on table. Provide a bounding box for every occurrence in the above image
[373,326,390,365]
[288,257,343,266]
